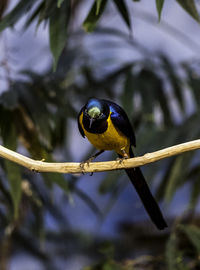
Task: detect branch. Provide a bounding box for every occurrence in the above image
[0,139,200,174]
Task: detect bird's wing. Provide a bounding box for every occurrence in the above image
[103,100,136,147]
[77,107,85,138]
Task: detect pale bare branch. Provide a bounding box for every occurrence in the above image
[0,139,200,174]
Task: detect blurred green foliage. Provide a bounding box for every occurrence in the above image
[0,0,200,269]
[0,0,200,68]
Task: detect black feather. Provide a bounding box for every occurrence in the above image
[124,148,167,230]
[77,107,85,138]
[103,99,136,146]
[78,98,167,230]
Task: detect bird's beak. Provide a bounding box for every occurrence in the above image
[89,118,94,128]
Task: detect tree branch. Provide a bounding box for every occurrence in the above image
[0,139,200,174]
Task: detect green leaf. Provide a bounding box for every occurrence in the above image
[189,171,200,209]
[0,89,18,109]
[16,86,53,149]
[96,0,103,15]
[165,233,179,270]
[179,224,200,253]
[84,259,123,270]
[121,68,134,116]
[4,161,22,220]
[184,65,200,107]
[0,0,36,32]
[38,0,55,23]
[156,157,176,201]
[0,87,19,110]
[42,172,73,207]
[49,0,70,70]
[156,85,173,126]
[161,56,184,111]
[3,124,22,219]
[57,0,64,8]
[176,0,200,22]
[98,170,122,194]
[83,0,107,32]
[113,0,131,29]
[0,0,9,19]
[137,69,156,115]
[156,0,165,21]
[51,174,70,194]
[24,1,44,29]
[164,152,193,202]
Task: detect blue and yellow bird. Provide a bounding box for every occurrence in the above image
[78,98,167,230]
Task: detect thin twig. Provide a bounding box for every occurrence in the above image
[0,139,200,174]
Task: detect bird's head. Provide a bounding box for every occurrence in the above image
[83,98,109,130]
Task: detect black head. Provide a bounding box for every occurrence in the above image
[82,98,110,134]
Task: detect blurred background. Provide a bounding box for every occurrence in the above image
[0,0,200,269]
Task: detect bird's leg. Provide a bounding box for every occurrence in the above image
[117,148,129,164]
[80,150,105,170]
[87,150,105,163]
[121,149,129,159]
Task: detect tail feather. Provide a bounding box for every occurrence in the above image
[124,149,167,230]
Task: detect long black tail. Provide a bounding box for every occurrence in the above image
[124,149,167,230]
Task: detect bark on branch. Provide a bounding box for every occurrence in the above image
[0,139,200,174]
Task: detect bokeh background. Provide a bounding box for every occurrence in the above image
[0,0,200,269]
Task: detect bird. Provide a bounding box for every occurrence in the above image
[77,97,167,230]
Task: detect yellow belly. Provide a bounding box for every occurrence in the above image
[79,112,130,156]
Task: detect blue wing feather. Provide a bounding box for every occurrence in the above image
[102,100,136,147]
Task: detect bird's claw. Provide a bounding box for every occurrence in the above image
[80,157,94,167]
[116,155,129,164]
[80,157,95,174]
[79,150,104,175]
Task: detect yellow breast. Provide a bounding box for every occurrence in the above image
[79,112,130,156]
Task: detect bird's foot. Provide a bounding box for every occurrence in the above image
[116,155,129,164]
[80,156,95,170]
[79,150,104,173]
[80,155,101,175]
[117,148,129,164]
[80,159,94,176]
[79,159,90,174]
